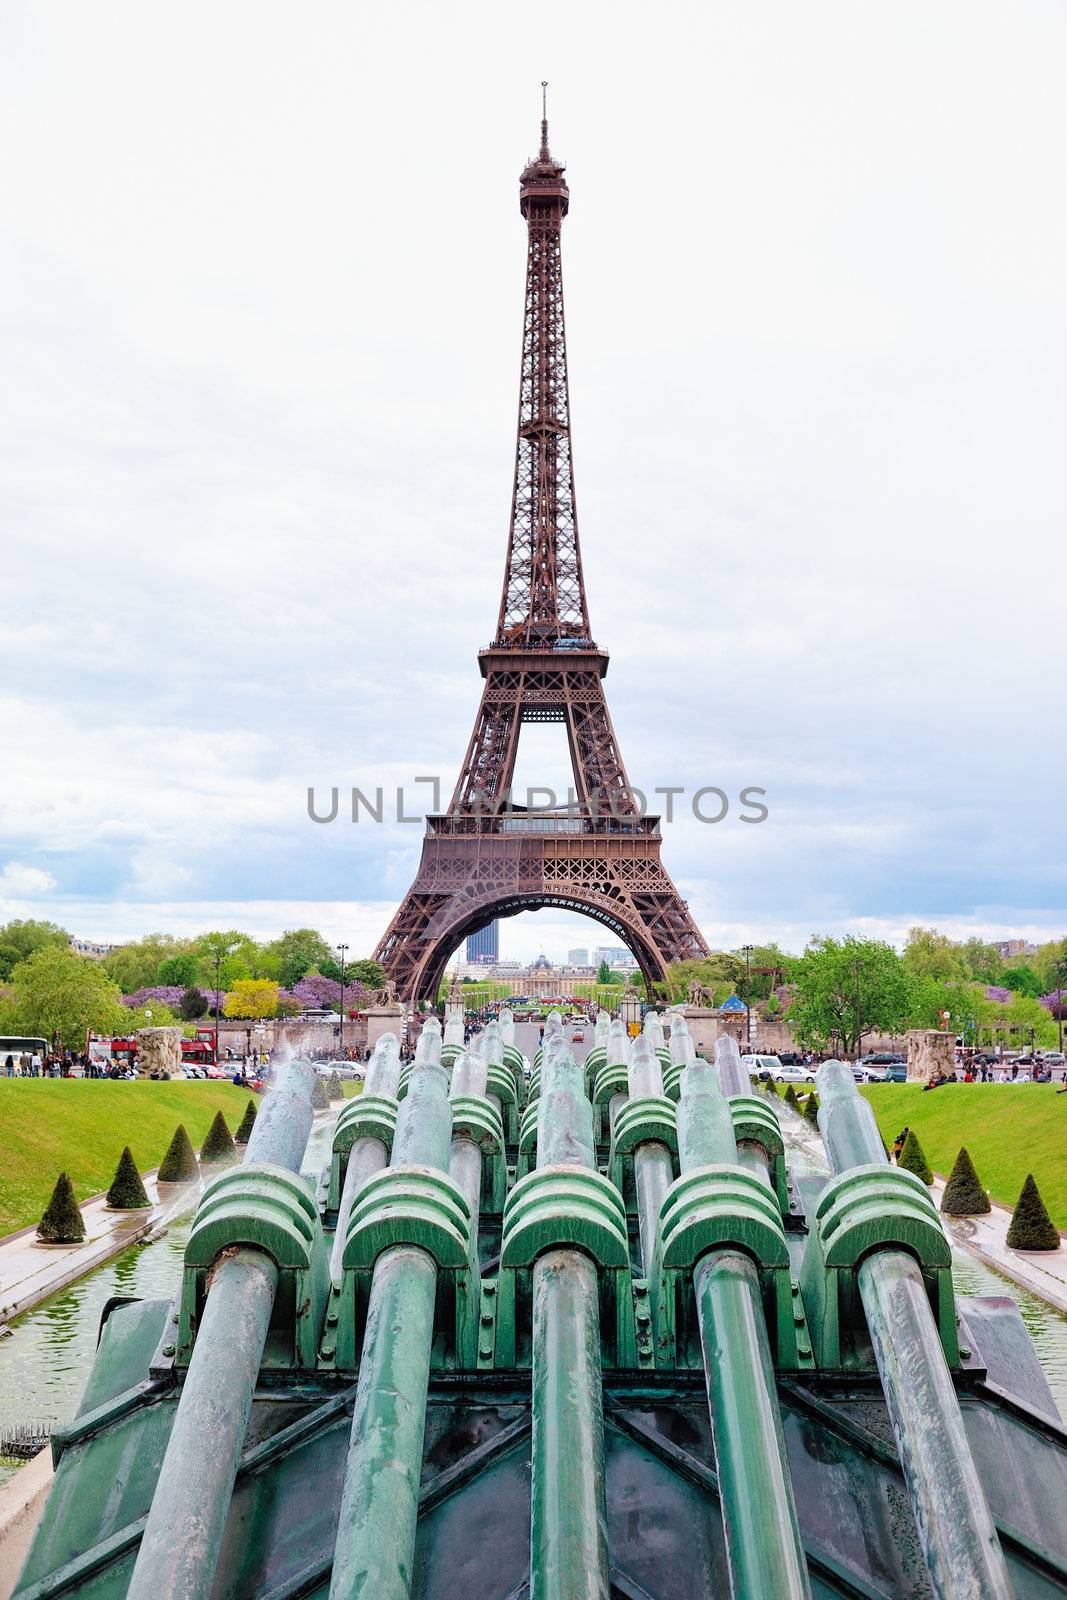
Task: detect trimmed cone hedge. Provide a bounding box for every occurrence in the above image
[106,1146,150,1209]
[940,1147,991,1216]
[783,1084,800,1110]
[1006,1175,1061,1251]
[311,1074,331,1111]
[199,1110,236,1166]
[234,1100,258,1144]
[328,1071,344,1102]
[37,1172,85,1244]
[897,1129,934,1185]
[803,1092,821,1125]
[158,1124,198,1183]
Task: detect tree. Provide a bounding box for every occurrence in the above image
[783,1084,800,1110]
[106,1147,150,1209]
[596,959,612,985]
[903,927,965,983]
[156,952,199,988]
[0,918,70,965]
[4,946,128,1048]
[328,1070,345,1101]
[959,937,1004,984]
[788,937,913,1058]
[103,935,190,994]
[200,1111,236,1165]
[37,1172,85,1243]
[940,1148,990,1216]
[1001,964,1043,999]
[803,1091,820,1125]
[234,1100,258,1144]
[158,1124,198,1183]
[1006,1176,1061,1251]
[311,1073,331,1110]
[195,931,257,995]
[179,986,209,1020]
[223,980,280,1019]
[259,928,334,990]
[349,959,388,990]
[897,1130,933,1185]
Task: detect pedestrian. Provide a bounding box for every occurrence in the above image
[4,1054,12,1078]
[891,1126,909,1162]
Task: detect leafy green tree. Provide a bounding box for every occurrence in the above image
[349,959,388,990]
[596,959,612,985]
[958,937,1004,983]
[903,927,965,983]
[194,931,256,994]
[155,952,199,987]
[103,934,190,994]
[1001,964,1042,999]
[0,918,70,964]
[158,1125,197,1182]
[0,943,22,981]
[124,999,180,1030]
[106,1147,150,1209]
[658,954,745,1004]
[259,928,333,989]
[788,936,913,1058]
[37,1172,85,1243]
[4,946,128,1047]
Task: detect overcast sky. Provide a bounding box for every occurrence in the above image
[2,2,1064,965]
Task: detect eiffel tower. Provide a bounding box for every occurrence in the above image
[376,95,709,1003]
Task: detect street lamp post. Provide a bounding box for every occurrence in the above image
[213,953,222,1067]
[741,944,754,1052]
[337,943,349,1059]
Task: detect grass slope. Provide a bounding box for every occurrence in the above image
[0,1081,257,1236]
[861,1084,1067,1231]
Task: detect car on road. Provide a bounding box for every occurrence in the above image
[571,1030,584,1042]
[743,1053,815,1084]
[853,1052,906,1084]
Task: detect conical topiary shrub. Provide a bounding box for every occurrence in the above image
[897,1129,933,1185]
[158,1123,198,1183]
[1006,1175,1061,1251]
[783,1084,800,1110]
[37,1173,85,1244]
[199,1110,236,1166]
[311,1073,331,1111]
[106,1146,150,1209]
[803,1091,821,1125]
[941,1147,991,1216]
[234,1100,258,1144]
[328,1070,344,1101]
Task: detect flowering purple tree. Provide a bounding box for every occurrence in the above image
[985,985,1012,1006]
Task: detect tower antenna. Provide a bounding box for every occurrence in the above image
[540,80,550,158]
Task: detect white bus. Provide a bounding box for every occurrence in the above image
[0,1036,49,1074]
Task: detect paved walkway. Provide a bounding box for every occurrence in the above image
[934,1176,1067,1316]
[0,1175,199,1325]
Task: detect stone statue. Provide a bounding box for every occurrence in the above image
[370,977,400,1009]
[136,1026,183,1080]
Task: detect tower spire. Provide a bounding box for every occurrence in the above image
[540,79,550,159]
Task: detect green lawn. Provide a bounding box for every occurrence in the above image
[0,1080,261,1236]
[860,1084,1067,1230]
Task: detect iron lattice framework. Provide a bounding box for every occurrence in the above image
[376,107,709,1002]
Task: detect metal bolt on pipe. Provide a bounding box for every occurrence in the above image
[329,1031,453,1600]
[126,1058,318,1600]
[531,1046,610,1600]
[674,1055,812,1600]
[816,1062,1014,1600]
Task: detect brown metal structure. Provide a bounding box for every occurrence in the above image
[376,98,709,1003]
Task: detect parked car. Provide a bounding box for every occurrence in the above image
[854,1052,905,1084]
[741,1053,784,1081]
[571,1030,584,1043]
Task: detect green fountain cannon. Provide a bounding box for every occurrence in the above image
[12,1019,1067,1599]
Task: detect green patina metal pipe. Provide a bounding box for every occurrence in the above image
[126,1059,316,1600]
[531,1248,610,1600]
[816,1062,1014,1600]
[329,1047,452,1600]
[331,1038,404,1275]
[676,1054,812,1600]
[696,1250,810,1600]
[627,1036,674,1277]
[531,1047,610,1600]
[329,1244,438,1600]
[450,1048,489,1232]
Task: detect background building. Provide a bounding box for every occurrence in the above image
[568,947,589,967]
[466,921,499,964]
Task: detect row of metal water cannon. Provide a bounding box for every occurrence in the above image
[121,1004,1015,1600]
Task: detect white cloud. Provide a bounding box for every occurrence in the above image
[0,862,57,896]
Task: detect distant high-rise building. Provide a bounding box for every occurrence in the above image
[594,944,638,971]
[993,938,1036,962]
[568,947,589,967]
[466,921,499,964]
